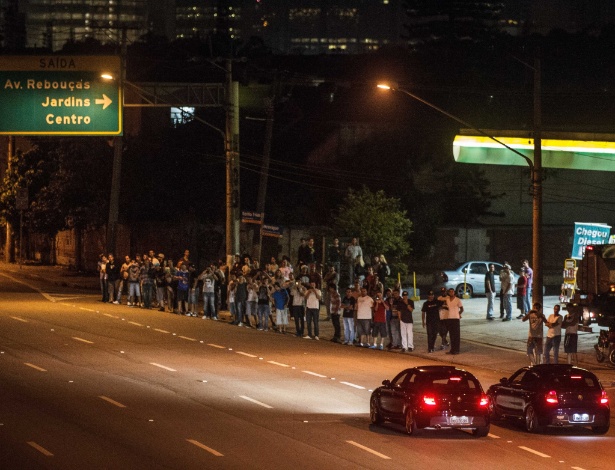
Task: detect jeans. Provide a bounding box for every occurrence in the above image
[306,307,320,337]
[503,294,512,320]
[444,318,461,353]
[128,282,141,301]
[426,320,439,351]
[389,318,401,347]
[331,313,341,339]
[257,303,270,329]
[486,291,496,318]
[524,287,532,313]
[292,305,305,336]
[107,279,120,303]
[343,317,355,344]
[203,292,216,317]
[544,335,561,364]
[142,283,153,308]
[234,300,246,324]
[156,286,165,307]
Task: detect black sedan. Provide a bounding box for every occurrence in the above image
[370,365,490,436]
[487,364,610,434]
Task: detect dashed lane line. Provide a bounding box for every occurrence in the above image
[518,446,550,458]
[267,361,290,368]
[346,441,391,460]
[72,337,94,344]
[186,439,224,457]
[150,362,177,372]
[10,316,28,323]
[207,344,226,349]
[153,328,170,334]
[239,395,273,409]
[24,363,47,372]
[103,313,120,319]
[79,307,95,312]
[27,441,54,457]
[179,336,197,342]
[127,321,143,327]
[488,433,500,439]
[340,381,365,390]
[236,351,257,358]
[303,371,327,378]
[99,396,127,408]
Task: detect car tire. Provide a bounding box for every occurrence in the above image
[472,425,490,437]
[405,410,419,435]
[609,348,615,366]
[524,405,542,433]
[591,423,610,435]
[455,284,473,298]
[370,396,383,425]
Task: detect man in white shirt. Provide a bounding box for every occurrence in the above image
[543,304,563,364]
[438,288,463,355]
[355,287,374,347]
[304,282,322,340]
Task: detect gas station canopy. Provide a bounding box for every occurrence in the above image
[453,130,615,171]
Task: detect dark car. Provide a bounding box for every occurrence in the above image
[369,365,490,436]
[487,364,610,434]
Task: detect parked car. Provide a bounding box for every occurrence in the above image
[370,365,490,436]
[435,261,519,298]
[487,364,610,434]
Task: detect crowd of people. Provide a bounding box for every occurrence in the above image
[94,238,465,353]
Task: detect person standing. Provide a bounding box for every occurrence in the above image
[272,283,290,334]
[289,280,306,337]
[388,289,402,350]
[106,254,120,304]
[341,288,356,345]
[484,263,496,320]
[421,290,441,353]
[355,287,374,347]
[522,259,533,311]
[370,294,388,350]
[562,307,580,364]
[304,281,322,340]
[544,304,563,364]
[345,237,363,284]
[328,284,342,343]
[437,286,450,349]
[438,288,463,355]
[516,268,528,319]
[396,291,415,352]
[256,277,272,330]
[328,238,342,275]
[522,303,545,365]
[500,263,514,321]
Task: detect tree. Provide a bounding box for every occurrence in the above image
[332,187,413,265]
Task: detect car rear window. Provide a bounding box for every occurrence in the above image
[420,374,479,391]
[545,373,600,389]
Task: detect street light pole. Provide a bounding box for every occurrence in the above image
[377,82,542,303]
[225,58,241,266]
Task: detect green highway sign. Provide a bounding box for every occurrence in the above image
[0,56,122,135]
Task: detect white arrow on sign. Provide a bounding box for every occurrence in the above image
[95,94,113,110]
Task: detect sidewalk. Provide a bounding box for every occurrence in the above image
[3,261,614,383]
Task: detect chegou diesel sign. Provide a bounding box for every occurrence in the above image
[572,222,611,259]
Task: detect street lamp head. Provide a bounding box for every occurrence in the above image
[377,82,398,91]
[100,73,115,80]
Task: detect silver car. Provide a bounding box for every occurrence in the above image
[436,261,518,298]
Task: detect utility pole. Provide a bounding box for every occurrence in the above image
[4,136,15,263]
[254,97,274,264]
[225,58,240,265]
[532,53,543,307]
[106,28,126,256]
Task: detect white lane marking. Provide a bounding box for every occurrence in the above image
[303,371,327,378]
[346,441,391,460]
[340,381,365,390]
[239,396,273,409]
[72,337,94,344]
[267,361,290,368]
[207,344,226,349]
[179,336,197,342]
[571,467,588,470]
[104,313,119,319]
[60,303,72,307]
[154,328,170,334]
[236,351,257,357]
[27,441,54,457]
[128,321,143,326]
[519,446,550,458]
[79,307,95,312]
[488,433,500,439]
[24,363,47,372]
[99,396,127,408]
[186,439,224,457]
[10,316,28,323]
[150,363,177,372]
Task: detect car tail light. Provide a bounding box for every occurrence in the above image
[423,395,437,406]
[545,390,559,404]
[479,394,489,407]
[600,390,609,405]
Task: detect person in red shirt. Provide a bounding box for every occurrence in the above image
[370,294,388,350]
[516,268,528,319]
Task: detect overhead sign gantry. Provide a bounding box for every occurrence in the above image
[0,55,122,135]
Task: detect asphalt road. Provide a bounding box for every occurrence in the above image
[0,272,613,470]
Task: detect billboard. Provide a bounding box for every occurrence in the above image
[572,222,611,259]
